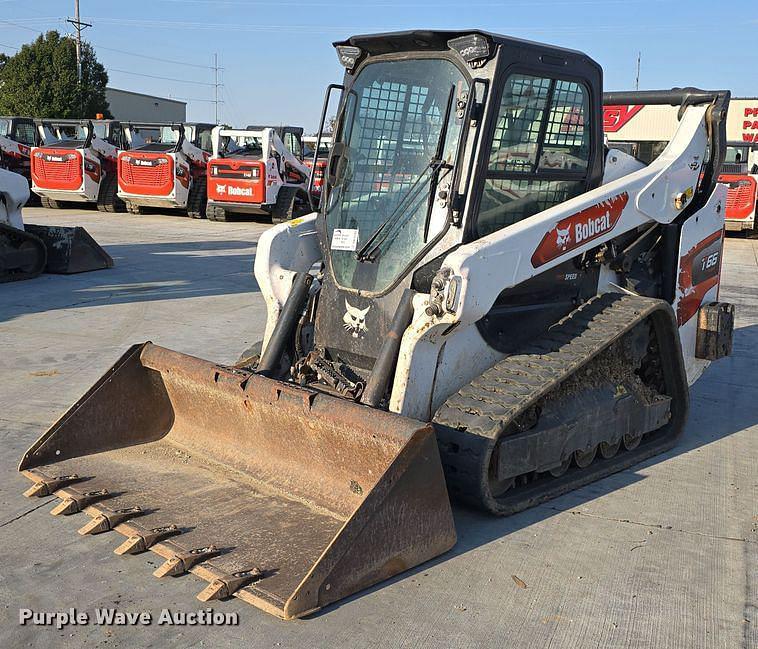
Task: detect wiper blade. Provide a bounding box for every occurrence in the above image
[354,85,456,263]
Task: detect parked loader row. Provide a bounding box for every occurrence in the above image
[17,29,735,622]
[0,116,331,223]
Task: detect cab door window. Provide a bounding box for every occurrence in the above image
[476,74,591,237]
[13,122,37,145]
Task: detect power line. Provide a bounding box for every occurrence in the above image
[107,67,216,86]
[93,43,211,70]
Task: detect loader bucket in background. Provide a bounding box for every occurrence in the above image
[19,343,456,619]
[24,224,113,274]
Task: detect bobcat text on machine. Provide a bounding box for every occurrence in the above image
[31,119,128,212]
[0,116,38,202]
[117,122,214,218]
[0,166,113,282]
[19,30,734,620]
[603,99,758,233]
[206,125,312,222]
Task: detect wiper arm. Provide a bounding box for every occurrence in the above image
[355,85,456,263]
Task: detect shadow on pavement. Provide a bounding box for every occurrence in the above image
[0,239,259,323]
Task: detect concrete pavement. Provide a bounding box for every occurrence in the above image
[0,207,755,648]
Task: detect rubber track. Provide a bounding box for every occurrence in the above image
[187,176,207,219]
[0,223,47,283]
[97,174,125,213]
[434,293,687,514]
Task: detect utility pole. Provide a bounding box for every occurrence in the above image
[67,1,91,83]
[67,0,92,116]
[635,51,641,91]
[212,53,223,124]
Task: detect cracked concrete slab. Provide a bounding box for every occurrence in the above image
[0,208,755,648]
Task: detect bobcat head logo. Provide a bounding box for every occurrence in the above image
[343,299,369,339]
[556,226,571,250]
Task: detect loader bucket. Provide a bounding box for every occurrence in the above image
[19,343,456,619]
[24,224,113,274]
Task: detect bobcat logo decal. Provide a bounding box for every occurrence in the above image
[343,299,370,339]
[556,226,571,250]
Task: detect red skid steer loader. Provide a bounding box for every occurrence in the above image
[31,119,129,212]
[0,116,39,203]
[19,30,734,619]
[117,122,214,218]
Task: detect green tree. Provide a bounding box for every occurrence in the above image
[0,31,111,118]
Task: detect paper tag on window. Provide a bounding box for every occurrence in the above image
[331,228,360,251]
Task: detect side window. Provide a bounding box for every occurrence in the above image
[476,74,591,238]
[109,125,123,147]
[285,132,302,158]
[13,123,37,145]
[198,129,213,152]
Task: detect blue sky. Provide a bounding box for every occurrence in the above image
[1,0,755,131]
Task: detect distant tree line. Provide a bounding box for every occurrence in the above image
[0,31,111,118]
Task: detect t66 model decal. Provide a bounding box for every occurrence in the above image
[531,192,629,268]
[676,229,723,325]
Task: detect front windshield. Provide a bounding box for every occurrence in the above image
[325,58,467,293]
[0,119,9,137]
[222,134,264,157]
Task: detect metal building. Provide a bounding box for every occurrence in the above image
[105,88,187,122]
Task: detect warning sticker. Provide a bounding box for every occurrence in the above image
[331,228,360,251]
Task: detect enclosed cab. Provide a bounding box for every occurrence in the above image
[117,122,214,218]
[206,125,312,222]
[31,119,127,211]
[0,117,38,181]
[303,135,332,199]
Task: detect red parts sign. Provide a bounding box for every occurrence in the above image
[531,192,629,268]
[741,106,758,142]
[602,105,643,132]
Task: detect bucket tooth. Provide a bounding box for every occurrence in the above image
[78,506,143,535]
[22,470,81,498]
[197,568,263,602]
[50,488,109,516]
[113,524,180,555]
[153,546,219,578]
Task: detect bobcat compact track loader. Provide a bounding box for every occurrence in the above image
[117,122,214,218]
[19,30,734,619]
[0,166,113,282]
[206,125,312,222]
[0,116,38,189]
[31,119,128,212]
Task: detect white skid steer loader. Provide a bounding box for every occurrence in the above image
[1,166,113,282]
[206,125,312,222]
[19,30,733,619]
